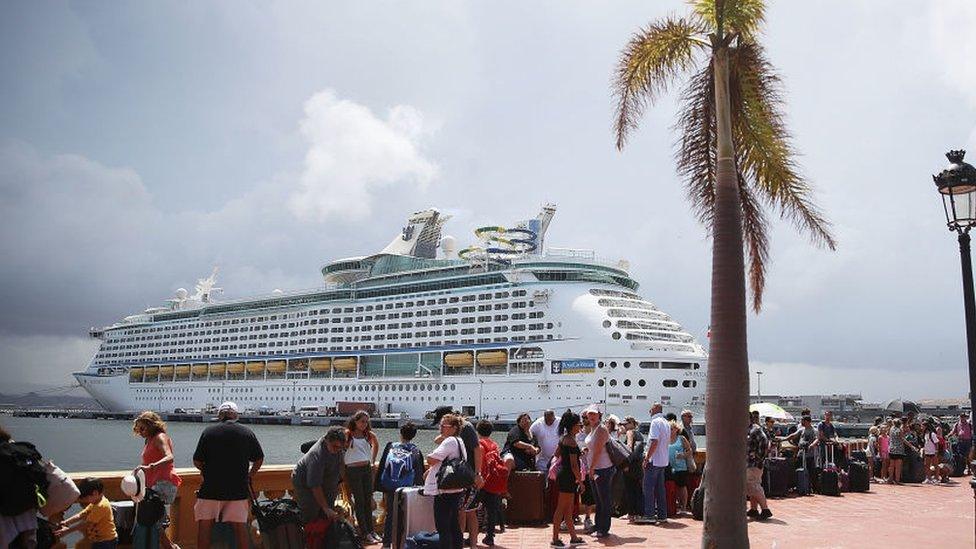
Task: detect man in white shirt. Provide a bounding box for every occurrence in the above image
[642,402,671,523]
[529,409,560,472]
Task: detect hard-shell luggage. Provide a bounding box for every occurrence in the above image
[392,487,436,549]
[795,450,811,496]
[838,470,850,492]
[952,453,967,477]
[111,501,135,545]
[763,457,792,498]
[506,470,546,524]
[848,461,870,492]
[901,452,925,484]
[850,449,868,463]
[819,445,840,496]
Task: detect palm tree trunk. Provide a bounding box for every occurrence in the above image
[701,44,751,549]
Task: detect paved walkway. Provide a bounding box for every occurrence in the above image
[486,480,974,548]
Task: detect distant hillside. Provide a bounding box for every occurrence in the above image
[0,392,100,409]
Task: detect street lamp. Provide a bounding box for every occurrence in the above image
[932,149,976,417]
[932,149,976,507]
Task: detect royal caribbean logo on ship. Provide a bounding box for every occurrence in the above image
[551,359,596,374]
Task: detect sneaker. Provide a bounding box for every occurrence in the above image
[656,518,668,525]
[569,537,587,546]
[759,509,773,520]
[591,532,609,539]
[482,536,495,547]
[583,517,593,531]
[746,509,760,518]
[551,540,566,548]
[560,521,568,532]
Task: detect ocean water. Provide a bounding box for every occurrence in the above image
[0,415,508,472]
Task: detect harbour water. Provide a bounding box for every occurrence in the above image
[0,415,509,472]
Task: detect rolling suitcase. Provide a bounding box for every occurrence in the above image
[506,470,546,524]
[848,460,870,492]
[901,452,925,484]
[819,445,840,496]
[763,457,791,498]
[838,470,850,492]
[665,480,677,518]
[252,496,303,548]
[795,450,810,496]
[392,487,436,549]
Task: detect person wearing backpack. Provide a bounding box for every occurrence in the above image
[376,422,424,548]
[475,420,508,547]
[0,425,47,549]
[424,413,471,549]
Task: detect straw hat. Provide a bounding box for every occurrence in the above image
[121,468,147,502]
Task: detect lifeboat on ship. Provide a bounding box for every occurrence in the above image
[192,364,208,378]
[310,358,332,373]
[444,352,474,368]
[333,357,357,371]
[476,350,507,367]
[174,365,190,379]
[158,366,174,378]
[209,364,226,378]
[227,363,245,375]
[143,366,159,379]
[129,367,144,382]
[246,362,265,376]
[266,361,286,374]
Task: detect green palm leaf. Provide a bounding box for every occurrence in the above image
[613,16,709,149]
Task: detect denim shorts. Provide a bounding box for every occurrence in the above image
[152,480,178,528]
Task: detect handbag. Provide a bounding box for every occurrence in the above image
[136,489,165,527]
[604,438,631,468]
[436,437,474,490]
[683,438,698,473]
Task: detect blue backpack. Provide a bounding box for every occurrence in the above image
[380,442,417,490]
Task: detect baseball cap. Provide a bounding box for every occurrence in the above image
[218,401,239,414]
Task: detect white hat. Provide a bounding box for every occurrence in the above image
[121,468,147,502]
[218,401,239,414]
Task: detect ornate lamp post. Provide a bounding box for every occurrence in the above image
[932,149,976,509]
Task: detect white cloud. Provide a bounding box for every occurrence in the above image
[0,332,99,393]
[288,90,439,221]
[927,1,976,109]
[750,360,967,402]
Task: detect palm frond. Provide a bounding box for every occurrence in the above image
[692,0,766,40]
[737,173,770,312]
[676,62,770,312]
[613,16,709,149]
[675,63,716,225]
[729,42,836,250]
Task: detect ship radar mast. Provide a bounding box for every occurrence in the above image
[191,267,222,303]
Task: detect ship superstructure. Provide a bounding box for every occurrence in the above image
[76,206,707,418]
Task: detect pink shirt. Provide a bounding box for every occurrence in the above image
[879,435,890,458]
[142,435,182,488]
[955,420,973,441]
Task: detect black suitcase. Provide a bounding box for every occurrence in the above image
[951,453,967,477]
[848,461,870,492]
[901,453,925,484]
[820,469,840,496]
[763,457,791,497]
[850,450,867,463]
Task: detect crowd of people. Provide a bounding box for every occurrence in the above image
[0,402,972,549]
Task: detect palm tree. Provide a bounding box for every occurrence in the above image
[613,1,835,546]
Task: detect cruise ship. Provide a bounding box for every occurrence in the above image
[75,206,707,419]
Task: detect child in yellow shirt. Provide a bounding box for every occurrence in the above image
[55,477,118,549]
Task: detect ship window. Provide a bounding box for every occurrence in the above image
[597,379,605,387]
[623,379,631,387]
[693,363,701,370]
[612,332,621,340]
[598,361,604,368]
[639,361,659,369]
[610,361,617,368]
[662,362,691,370]
[602,320,611,328]
[609,379,617,386]
[682,380,697,388]
[663,379,678,388]
[638,379,646,387]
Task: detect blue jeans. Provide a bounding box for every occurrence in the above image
[434,491,463,549]
[591,466,615,535]
[642,465,667,519]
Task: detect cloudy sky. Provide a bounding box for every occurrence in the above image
[1,1,974,402]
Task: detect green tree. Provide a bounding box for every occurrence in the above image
[613,1,835,546]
